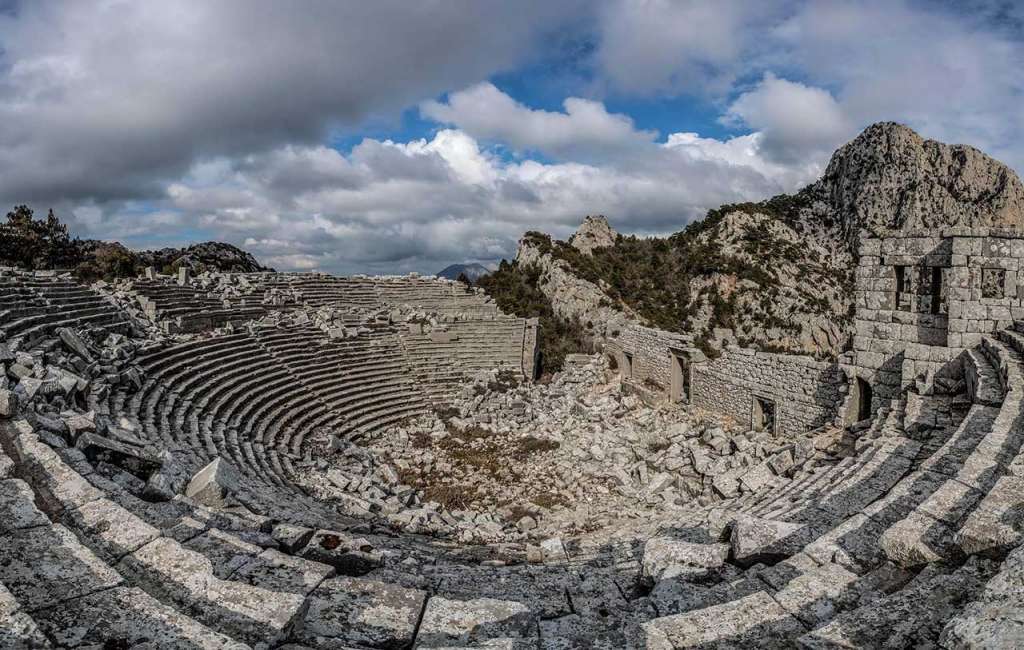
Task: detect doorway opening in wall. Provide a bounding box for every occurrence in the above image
[669,353,690,403]
[856,377,873,422]
[621,352,633,379]
[930,266,946,314]
[752,396,776,434]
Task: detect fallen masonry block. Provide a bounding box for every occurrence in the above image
[642,537,730,582]
[417,596,534,647]
[0,389,16,417]
[184,457,241,509]
[57,327,95,363]
[270,521,316,553]
[729,514,806,566]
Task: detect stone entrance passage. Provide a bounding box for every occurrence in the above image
[621,351,633,379]
[669,352,689,403]
[856,376,873,422]
[752,396,776,433]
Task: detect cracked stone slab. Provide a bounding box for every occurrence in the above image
[232,548,335,595]
[0,478,50,534]
[33,586,246,649]
[297,576,427,650]
[62,497,161,563]
[0,581,50,648]
[0,524,123,611]
[118,536,305,645]
[636,590,805,649]
[417,596,534,648]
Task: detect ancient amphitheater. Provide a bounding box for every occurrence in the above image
[2,227,1024,648]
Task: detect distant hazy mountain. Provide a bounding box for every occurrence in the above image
[436,262,491,282]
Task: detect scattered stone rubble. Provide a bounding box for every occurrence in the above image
[298,357,827,545]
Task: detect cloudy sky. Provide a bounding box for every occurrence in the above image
[1,1,1022,274]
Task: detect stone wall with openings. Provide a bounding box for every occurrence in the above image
[604,324,693,389]
[607,324,843,437]
[849,234,952,404]
[848,228,1024,413]
[689,347,845,437]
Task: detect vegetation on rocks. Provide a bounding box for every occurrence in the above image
[0,205,273,282]
[475,259,594,374]
[518,191,853,356]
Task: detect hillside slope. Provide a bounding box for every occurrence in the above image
[500,122,1024,358]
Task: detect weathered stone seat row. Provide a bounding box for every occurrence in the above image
[0,421,567,649]
[0,274,127,348]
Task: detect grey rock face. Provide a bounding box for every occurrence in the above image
[569,215,617,255]
[815,122,1024,241]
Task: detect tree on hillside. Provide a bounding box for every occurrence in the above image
[0,205,82,270]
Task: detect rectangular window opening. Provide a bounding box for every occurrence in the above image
[895,266,909,311]
[982,268,1006,300]
[930,266,946,314]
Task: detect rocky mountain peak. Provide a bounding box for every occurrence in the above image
[569,215,618,255]
[813,121,1024,239]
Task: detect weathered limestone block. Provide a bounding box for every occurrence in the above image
[271,521,315,553]
[33,586,244,649]
[955,476,1024,556]
[63,497,161,564]
[0,582,50,649]
[184,457,240,509]
[182,528,262,579]
[729,514,805,565]
[0,524,123,611]
[0,389,16,417]
[0,479,50,534]
[941,544,1024,648]
[760,555,864,627]
[417,597,534,648]
[800,559,994,648]
[118,537,305,645]
[297,576,427,650]
[636,591,804,649]
[641,537,730,582]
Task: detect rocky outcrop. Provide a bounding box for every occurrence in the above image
[516,235,632,343]
[811,122,1024,243]
[568,215,617,255]
[137,241,272,273]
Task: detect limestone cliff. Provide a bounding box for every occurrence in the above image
[813,122,1024,242]
[506,122,1024,359]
